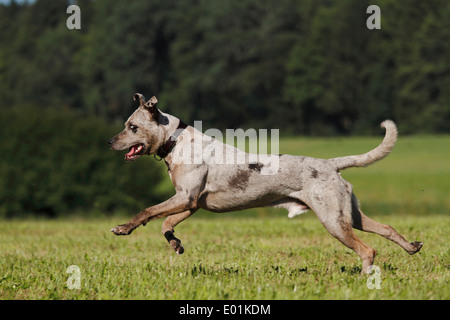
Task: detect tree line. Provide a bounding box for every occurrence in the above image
[1,0,449,217]
[1,0,449,135]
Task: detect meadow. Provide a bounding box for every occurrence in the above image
[0,135,449,300]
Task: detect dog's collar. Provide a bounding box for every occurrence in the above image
[154,119,188,161]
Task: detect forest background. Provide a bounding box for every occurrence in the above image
[0,0,449,217]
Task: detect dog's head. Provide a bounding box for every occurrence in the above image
[108,93,165,161]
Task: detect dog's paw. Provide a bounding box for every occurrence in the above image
[169,239,184,255]
[408,241,423,255]
[176,245,185,255]
[110,223,135,236]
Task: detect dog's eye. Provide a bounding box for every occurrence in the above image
[130,125,138,133]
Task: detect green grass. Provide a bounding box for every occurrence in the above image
[0,215,448,299]
[0,135,449,300]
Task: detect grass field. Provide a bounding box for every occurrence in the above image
[0,135,449,299]
[0,215,448,300]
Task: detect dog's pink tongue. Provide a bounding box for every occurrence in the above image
[125,146,136,159]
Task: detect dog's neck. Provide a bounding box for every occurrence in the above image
[155,111,188,160]
[158,111,180,141]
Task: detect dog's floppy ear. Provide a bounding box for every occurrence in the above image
[133,93,146,106]
[143,95,158,117]
[133,93,158,118]
[147,96,158,109]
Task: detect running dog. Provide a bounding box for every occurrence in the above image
[108,93,423,273]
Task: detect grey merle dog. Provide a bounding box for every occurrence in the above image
[108,93,423,274]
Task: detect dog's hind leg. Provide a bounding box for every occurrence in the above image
[309,192,376,274]
[350,195,423,255]
[320,213,376,274]
[162,209,196,255]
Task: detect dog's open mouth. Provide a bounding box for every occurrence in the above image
[125,144,145,161]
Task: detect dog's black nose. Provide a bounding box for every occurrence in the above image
[108,138,115,147]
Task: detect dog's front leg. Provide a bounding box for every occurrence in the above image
[111,194,196,236]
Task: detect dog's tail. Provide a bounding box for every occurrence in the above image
[330,120,398,171]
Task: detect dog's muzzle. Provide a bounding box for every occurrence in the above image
[108,137,115,147]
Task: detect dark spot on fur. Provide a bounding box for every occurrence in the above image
[337,209,353,231]
[249,163,263,172]
[158,113,169,126]
[188,195,195,207]
[310,167,319,179]
[228,169,251,191]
